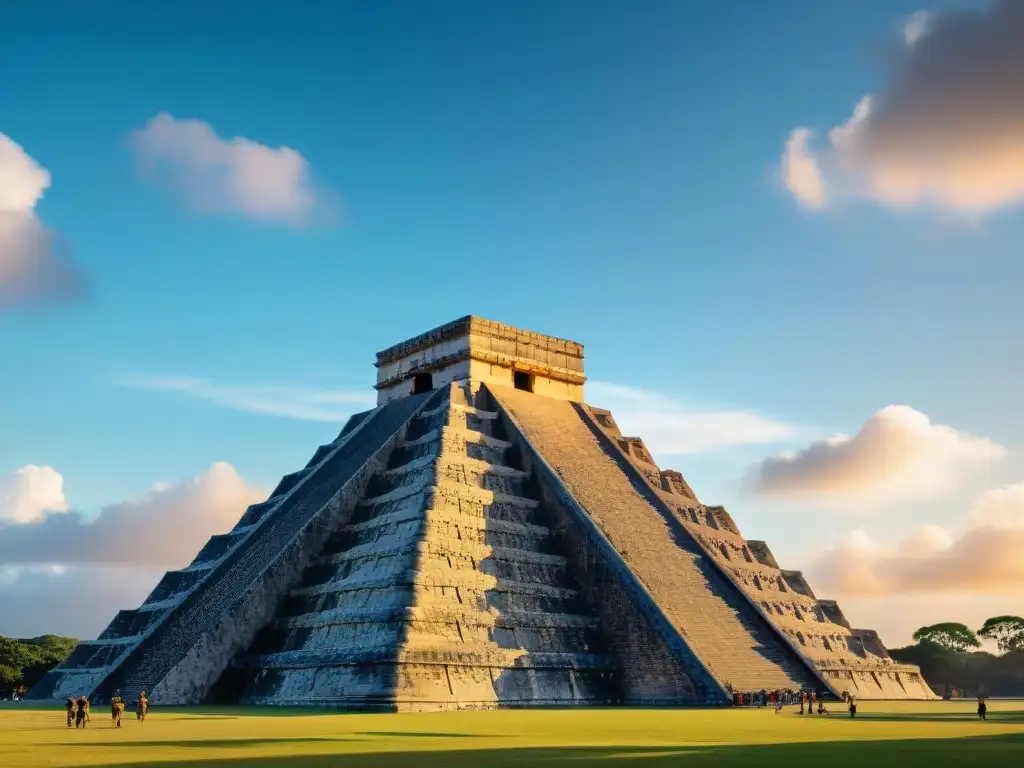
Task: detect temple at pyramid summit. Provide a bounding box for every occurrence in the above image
[28,316,935,708]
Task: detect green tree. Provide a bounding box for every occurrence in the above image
[978,616,1024,653]
[0,636,31,671]
[0,664,21,688]
[0,634,79,691]
[912,622,982,653]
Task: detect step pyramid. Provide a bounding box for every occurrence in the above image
[28,316,935,707]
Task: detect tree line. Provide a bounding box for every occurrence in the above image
[0,635,79,693]
[889,616,1024,697]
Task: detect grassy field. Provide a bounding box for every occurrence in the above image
[2,700,1022,767]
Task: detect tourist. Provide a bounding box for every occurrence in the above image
[75,696,89,728]
[65,696,75,728]
[848,695,857,718]
[817,700,829,717]
[977,694,987,721]
[137,690,149,721]
[111,689,125,728]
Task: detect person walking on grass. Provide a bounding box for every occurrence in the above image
[75,696,89,728]
[137,690,149,722]
[848,695,857,718]
[65,696,76,728]
[977,695,987,721]
[111,689,125,728]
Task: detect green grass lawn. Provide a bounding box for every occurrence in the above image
[2,700,1022,767]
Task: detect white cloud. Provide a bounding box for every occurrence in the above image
[111,373,375,422]
[0,464,69,524]
[780,1,1024,214]
[968,481,1024,529]
[781,128,826,209]
[0,462,268,638]
[902,11,932,47]
[587,382,795,455]
[0,133,50,213]
[0,462,268,567]
[129,113,325,226]
[749,405,1005,502]
[810,481,1024,597]
[0,132,86,308]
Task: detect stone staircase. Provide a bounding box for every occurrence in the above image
[491,385,822,695]
[224,382,620,710]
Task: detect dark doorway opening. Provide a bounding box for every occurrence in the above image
[513,371,534,392]
[412,373,433,394]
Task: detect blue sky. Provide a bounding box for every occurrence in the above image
[1,0,1022,645]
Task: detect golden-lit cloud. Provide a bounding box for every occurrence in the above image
[782,1,1024,214]
[748,405,1005,502]
[810,482,1024,597]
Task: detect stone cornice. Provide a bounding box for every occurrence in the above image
[375,315,585,368]
[374,347,587,390]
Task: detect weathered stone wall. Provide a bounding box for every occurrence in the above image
[495,400,720,704]
[492,386,823,695]
[149,407,422,703]
[28,393,434,705]
[376,316,586,405]
[25,413,380,703]
[580,400,936,700]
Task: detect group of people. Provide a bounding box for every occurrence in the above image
[731,688,857,717]
[65,690,148,728]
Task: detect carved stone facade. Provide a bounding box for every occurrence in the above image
[375,316,585,406]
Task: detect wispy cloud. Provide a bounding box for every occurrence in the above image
[111,374,375,422]
[586,381,796,455]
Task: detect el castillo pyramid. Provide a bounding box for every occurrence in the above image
[28,316,935,708]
